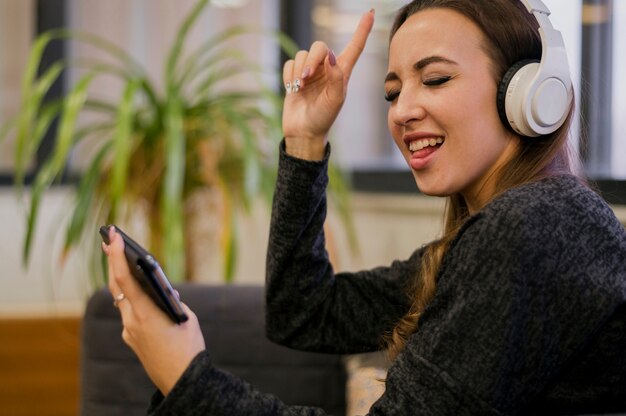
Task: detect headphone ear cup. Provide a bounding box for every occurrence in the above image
[497,59,539,135]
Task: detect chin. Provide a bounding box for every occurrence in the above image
[418,188,450,198]
[412,174,453,198]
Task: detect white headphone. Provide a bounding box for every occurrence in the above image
[496,0,573,137]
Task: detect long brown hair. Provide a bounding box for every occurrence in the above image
[385,0,578,359]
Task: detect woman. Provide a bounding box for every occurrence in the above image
[103,0,626,414]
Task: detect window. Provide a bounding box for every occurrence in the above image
[65,0,281,173]
[0,0,281,182]
[0,0,36,179]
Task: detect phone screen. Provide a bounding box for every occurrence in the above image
[100,225,188,324]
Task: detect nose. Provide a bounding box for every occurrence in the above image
[390,88,427,127]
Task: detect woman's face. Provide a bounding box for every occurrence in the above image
[386,8,520,212]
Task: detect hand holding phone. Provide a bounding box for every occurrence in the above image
[100,225,188,324]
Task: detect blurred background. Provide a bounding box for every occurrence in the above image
[0,0,624,414]
[1,0,624,311]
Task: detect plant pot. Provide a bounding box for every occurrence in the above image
[183,187,226,283]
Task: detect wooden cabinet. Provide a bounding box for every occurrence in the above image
[0,317,81,416]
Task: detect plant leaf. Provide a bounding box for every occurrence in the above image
[0,118,17,146]
[219,105,258,210]
[15,61,65,186]
[22,71,97,265]
[110,80,140,218]
[177,25,251,88]
[165,0,209,89]
[22,160,55,265]
[223,211,237,283]
[179,26,299,89]
[161,95,186,282]
[50,72,97,173]
[64,141,113,253]
[264,28,299,58]
[9,100,63,194]
[48,28,146,75]
[215,177,236,282]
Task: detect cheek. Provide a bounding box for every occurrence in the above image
[450,86,502,141]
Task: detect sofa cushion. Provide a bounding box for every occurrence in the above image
[80,284,346,415]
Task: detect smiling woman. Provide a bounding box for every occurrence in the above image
[99,1,626,414]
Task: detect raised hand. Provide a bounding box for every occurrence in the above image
[282,9,375,161]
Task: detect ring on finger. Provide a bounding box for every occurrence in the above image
[293,78,301,93]
[113,292,126,308]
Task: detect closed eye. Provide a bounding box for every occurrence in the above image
[384,90,400,102]
[385,75,452,102]
[423,76,451,86]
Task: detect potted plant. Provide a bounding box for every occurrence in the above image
[2,0,355,283]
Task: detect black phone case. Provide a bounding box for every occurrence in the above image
[100,225,188,324]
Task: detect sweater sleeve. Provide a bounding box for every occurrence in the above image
[147,351,330,415]
[265,141,420,354]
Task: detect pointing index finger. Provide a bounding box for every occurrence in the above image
[338,9,375,77]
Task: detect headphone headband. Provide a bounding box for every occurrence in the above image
[520,0,550,15]
[522,0,572,89]
[497,0,574,137]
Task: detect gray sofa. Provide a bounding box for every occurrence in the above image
[79,284,347,415]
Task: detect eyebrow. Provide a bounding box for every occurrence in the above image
[384,55,459,83]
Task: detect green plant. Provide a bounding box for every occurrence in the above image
[2,0,355,283]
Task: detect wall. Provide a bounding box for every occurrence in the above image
[2,187,625,317]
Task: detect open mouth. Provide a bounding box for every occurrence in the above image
[408,137,444,153]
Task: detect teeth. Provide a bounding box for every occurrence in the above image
[409,137,443,152]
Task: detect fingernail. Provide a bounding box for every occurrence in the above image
[328,49,337,66]
[369,8,375,14]
[301,67,311,80]
[108,225,117,243]
[101,242,110,256]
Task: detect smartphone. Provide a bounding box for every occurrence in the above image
[99,225,188,324]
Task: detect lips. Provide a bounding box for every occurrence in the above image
[403,134,444,170]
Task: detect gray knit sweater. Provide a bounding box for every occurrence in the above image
[149,143,626,415]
